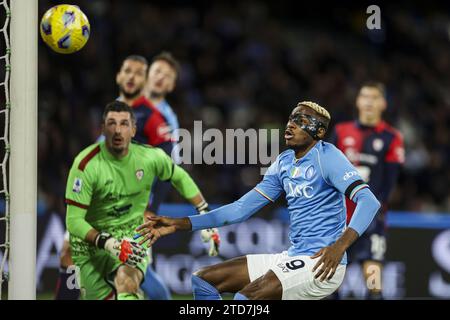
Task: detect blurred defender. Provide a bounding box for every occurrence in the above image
[137,102,381,300]
[330,82,404,299]
[65,101,209,299]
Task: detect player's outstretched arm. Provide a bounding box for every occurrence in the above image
[135,215,191,246]
[163,159,222,256]
[135,188,271,246]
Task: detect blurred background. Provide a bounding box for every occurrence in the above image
[1,0,450,299]
[37,0,450,212]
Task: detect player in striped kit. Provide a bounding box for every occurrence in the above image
[330,82,404,299]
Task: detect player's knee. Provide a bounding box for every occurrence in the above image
[193,266,224,291]
[239,283,266,300]
[239,273,282,300]
[193,266,213,282]
[239,281,263,300]
[115,268,140,293]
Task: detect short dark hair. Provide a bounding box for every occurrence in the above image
[360,81,386,97]
[124,54,148,66]
[102,100,136,124]
[152,51,180,78]
[120,55,149,78]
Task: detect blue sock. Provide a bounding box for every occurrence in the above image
[191,274,221,300]
[141,265,171,300]
[233,292,249,300]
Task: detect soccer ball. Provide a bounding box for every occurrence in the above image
[40,4,90,54]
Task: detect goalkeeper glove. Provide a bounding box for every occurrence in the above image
[95,232,146,268]
[196,201,221,257]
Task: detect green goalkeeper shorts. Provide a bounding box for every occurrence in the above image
[73,249,149,300]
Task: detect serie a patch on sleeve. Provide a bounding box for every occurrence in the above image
[72,177,83,193]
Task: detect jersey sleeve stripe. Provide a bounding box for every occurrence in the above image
[344,179,366,199]
[65,199,89,210]
[349,184,369,201]
[254,188,274,202]
[78,145,101,171]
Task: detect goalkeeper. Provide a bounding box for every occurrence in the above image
[65,100,213,300]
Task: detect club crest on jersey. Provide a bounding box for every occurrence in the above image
[290,167,301,178]
[72,178,82,193]
[373,138,384,152]
[305,165,315,180]
[136,169,144,181]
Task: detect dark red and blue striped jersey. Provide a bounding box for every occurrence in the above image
[330,121,404,223]
[131,96,172,149]
[130,96,175,213]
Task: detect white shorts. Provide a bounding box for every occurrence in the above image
[246,251,346,300]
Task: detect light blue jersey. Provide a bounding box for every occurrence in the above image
[155,99,179,136]
[253,141,369,262]
[155,99,180,163]
[190,141,381,265]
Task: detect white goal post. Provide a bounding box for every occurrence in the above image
[8,0,37,300]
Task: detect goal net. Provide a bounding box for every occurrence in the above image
[0,0,10,300]
[0,0,37,300]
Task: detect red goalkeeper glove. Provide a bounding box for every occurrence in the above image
[95,232,146,267]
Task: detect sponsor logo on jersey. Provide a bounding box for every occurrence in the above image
[286,182,314,198]
[136,169,144,181]
[72,178,82,193]
[343,170,359,181]
[109,204,133,217]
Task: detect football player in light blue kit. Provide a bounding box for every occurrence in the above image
[136,101,381,300]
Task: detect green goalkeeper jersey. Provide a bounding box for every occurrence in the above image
[65,141,200,251]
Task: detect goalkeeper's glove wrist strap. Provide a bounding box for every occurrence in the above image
[196,200,209,214]
[95,232,112,249]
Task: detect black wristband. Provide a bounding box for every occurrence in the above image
[196,201,209,214]
[94,232,112,249]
